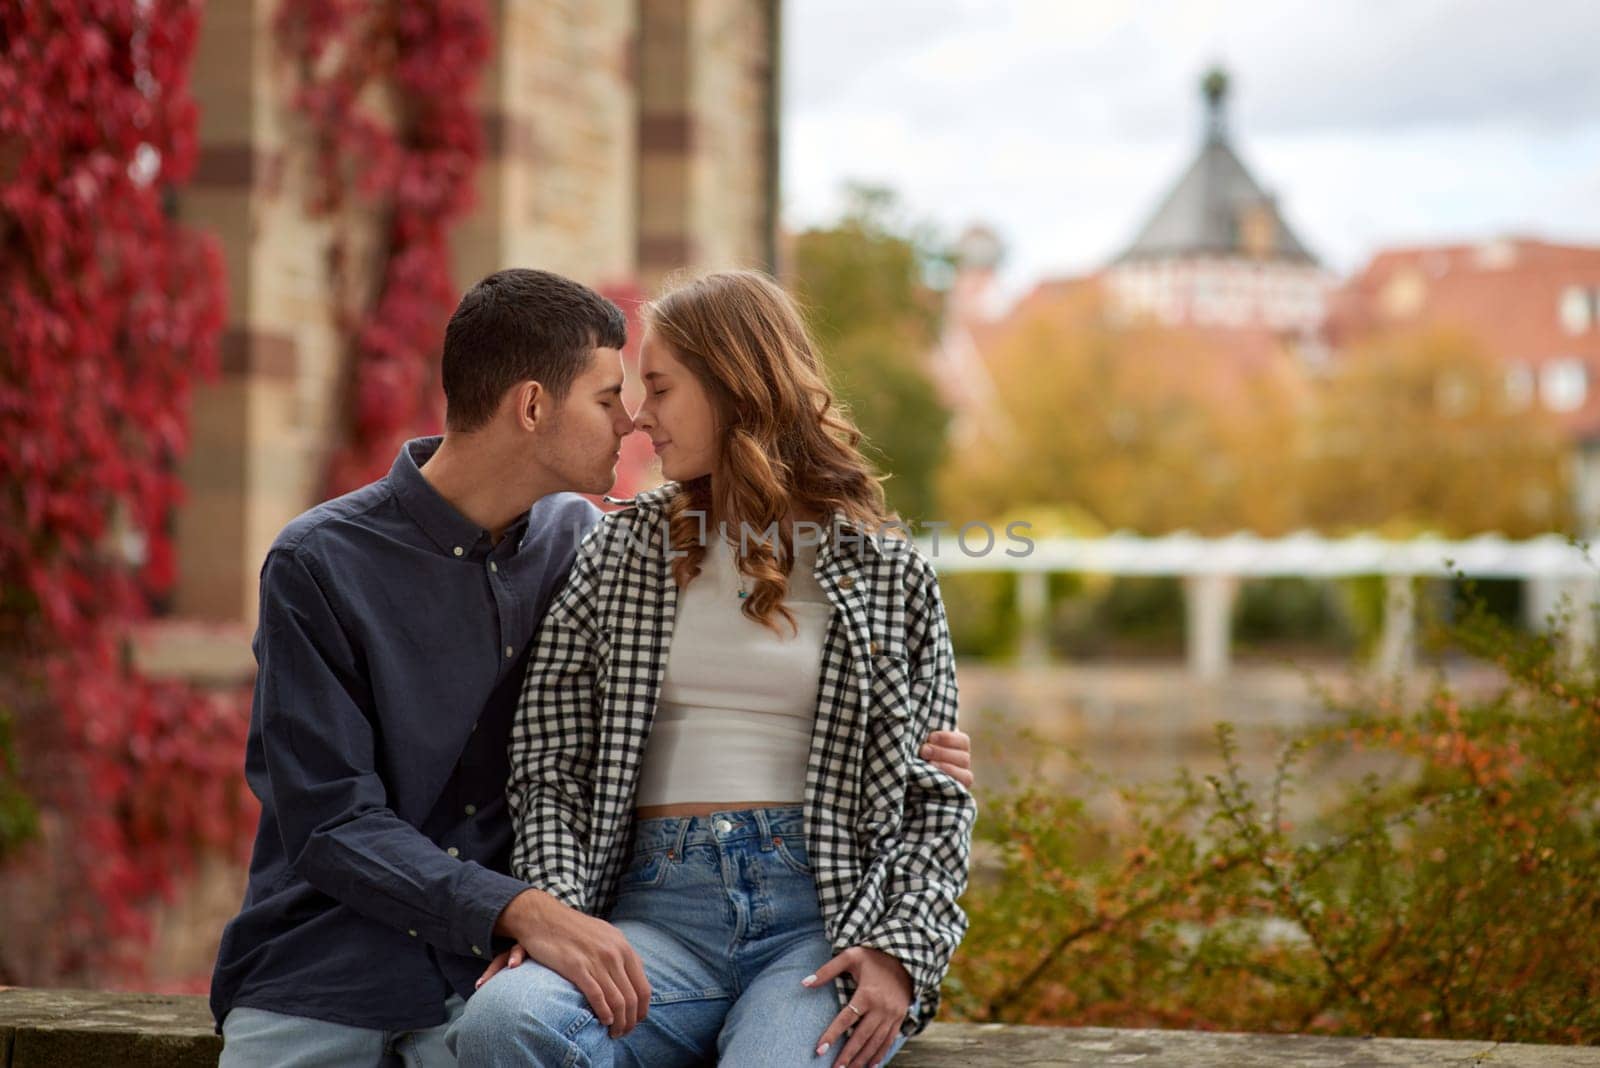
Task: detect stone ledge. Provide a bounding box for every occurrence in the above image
[0,988,220,1068]
[4,988,1599,1066]
[904,1022,1600,1066]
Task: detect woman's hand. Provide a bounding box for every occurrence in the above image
[802,946,912,1068]
[921,728,974,789]
[474,942,528,988]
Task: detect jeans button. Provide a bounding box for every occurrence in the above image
[714,818,733,834]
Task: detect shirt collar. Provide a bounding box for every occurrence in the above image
[389,436,494,558]
[602,482,682,510]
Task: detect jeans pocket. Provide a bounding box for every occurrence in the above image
[772,834,813,875]
[618,847,672,890]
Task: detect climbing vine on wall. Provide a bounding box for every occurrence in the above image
[0,1,253,983]
[275,0,491,494]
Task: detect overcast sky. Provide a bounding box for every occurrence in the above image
[780,0,1600,297]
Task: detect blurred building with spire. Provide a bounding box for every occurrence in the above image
[946,65,1600,535]
[941,68,1330,455]
[1101,67,1332,351]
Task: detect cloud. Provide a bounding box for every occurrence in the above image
[1224,0,1600,135]
[780,0,1600,292]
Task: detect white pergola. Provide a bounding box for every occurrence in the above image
[917,532,1599,679]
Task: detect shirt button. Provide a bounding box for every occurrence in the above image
[453,546,464,557]
[407,929,418,938]
[489,561,499,574]
[464,804,477,816]
[446,846,460,857]
[471,945,483,957]
[504,645,515,659]
[838,575,856,590]
[870,641,881,655]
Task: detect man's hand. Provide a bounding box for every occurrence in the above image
[920,728,974,789]
[493,888,650,1037]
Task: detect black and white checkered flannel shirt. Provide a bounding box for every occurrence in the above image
[507,482,976,1035]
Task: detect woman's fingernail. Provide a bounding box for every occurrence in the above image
[816,1042,829,1055]
[802,974,817,986]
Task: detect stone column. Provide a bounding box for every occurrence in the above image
[637,0,780,291]
[1015,571,1050,666]
[174,0,337,624]
[457,0,639,289]
[1184,574,1237,681]
[1376,574,1416,677]
[1524,576,1564,632]
[1525,573,1599,671]
[1561,573,1598,672]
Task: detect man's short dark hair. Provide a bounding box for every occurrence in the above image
[441,269,627,432]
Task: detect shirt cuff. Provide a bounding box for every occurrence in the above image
[856,916,948,1002]
[451,862,530,960]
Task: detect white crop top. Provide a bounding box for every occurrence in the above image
[634,534,833,807]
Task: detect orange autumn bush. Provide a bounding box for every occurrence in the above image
[946,591,1600,1043]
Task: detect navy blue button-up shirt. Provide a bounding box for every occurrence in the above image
[210,437,601,1032]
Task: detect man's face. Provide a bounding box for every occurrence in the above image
[538,348,632,494]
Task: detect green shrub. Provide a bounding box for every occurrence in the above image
[942,572,1019,660]
[947,591,1600,1043]
[1233,578,1357,654]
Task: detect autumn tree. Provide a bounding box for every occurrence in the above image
[788,185,952,522]
[1303,328,1571,536]
[939,284,1306,535]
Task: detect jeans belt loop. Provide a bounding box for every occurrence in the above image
[755,807,777,851]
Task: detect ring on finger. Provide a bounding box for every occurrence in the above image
[845,1003,863,1018]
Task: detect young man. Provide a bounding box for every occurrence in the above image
[210,268,974,1066]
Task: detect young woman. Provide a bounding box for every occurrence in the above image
[453,271,975,1068]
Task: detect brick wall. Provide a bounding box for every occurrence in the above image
[170,0,780,627]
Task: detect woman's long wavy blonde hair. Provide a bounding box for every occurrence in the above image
[645,270,893,633]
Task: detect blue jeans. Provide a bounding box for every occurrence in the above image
[450,806,909,1067]
[221,996,465,1067]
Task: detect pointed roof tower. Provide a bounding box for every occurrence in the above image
[1114,67,1317,266]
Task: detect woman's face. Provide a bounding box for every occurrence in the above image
[635,328,719,482]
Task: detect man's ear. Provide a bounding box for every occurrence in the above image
[513,380,545,431]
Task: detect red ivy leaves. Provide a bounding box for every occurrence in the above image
[0,0,491,981]
[0,1,251,982]
[276,0,490,495]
